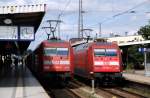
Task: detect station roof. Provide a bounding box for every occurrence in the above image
[0,12,44,32]
[0,4,46,32]
[0,4,46,54]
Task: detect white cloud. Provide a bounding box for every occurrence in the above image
[0,0,29,5]
[60,24,78,39]
[146,13,150,18]
[128,30,138,35]
[15,0,26,4]
[45,0,78,13]
[131,15,138,21]
[101,26,139,37]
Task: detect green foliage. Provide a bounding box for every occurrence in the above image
[128,45,144,63]
[138,23,150,40]
[127,45,144,69]
[126,63,133,70]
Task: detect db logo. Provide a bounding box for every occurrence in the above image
[104,62,109,65]
[52,61,59,64]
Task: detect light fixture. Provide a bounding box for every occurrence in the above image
[4,18,12,24]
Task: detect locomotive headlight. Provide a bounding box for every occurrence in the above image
[94,61,104,65]
[109,62,119,65]
[90,72,94,74]
[60,60,70,65]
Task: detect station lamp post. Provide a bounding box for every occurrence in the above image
[98,16,114,38]
[99,23,102,37]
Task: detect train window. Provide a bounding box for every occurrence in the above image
[57,48,68,56]
[106,49,117,56]
[94,49,105,57]
[44,48,57,56]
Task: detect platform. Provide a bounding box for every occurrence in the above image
[0,65,50,98]
[123,70,150,85]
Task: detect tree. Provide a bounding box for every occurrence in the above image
[127,45,144,69]
[138,22,150,40]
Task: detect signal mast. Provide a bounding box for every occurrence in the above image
[78,0,84,38]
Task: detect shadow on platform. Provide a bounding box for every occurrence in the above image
[0,65,41,87]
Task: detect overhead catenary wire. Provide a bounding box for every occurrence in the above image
[113,0,150,18]
[42,0,72,39]
[53,0,72,32]
[87,0,150,28]
[57,0,72,19]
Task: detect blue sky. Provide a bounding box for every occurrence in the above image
[0,0,150,50]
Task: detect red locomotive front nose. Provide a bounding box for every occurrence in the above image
[43,47,71,72]
[93,48,121,72]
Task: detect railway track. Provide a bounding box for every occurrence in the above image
[98,87,146,98]
[71,80,147,98]
[124,80,150,98]
[36,74,150,98]
[48,87,82,98]
[38,77,83,98]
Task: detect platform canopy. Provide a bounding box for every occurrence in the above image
[0,4,46,54]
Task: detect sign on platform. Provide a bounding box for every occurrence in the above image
[0,26,18,40]
[139,48,150,52]
[0,26,35,40]
[138,48,146,53]
[20,26,34,40]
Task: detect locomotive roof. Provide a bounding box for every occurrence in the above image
[42,39,70,47]
[74,41,117,47]
[43,39,67,43]
[74,41,118,51]
[93,42,117,46]
[34,39,69,52]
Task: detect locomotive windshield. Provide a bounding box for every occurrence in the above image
[57,48,68,55]
[94,48,117,57]
[44,47,68,56]
[44,48,57,56]
[94,49,105,56]
[106,49,117,56]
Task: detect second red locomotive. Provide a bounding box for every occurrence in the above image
[73,41,123,84]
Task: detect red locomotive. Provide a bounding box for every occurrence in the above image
[73,41,123,84]
[27,39,74,82]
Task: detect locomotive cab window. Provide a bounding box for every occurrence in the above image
[57,48,68,56]
[44,47,68,56]
[94,49,105,57]
[106,49,117,56]
[44,48,57,56]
